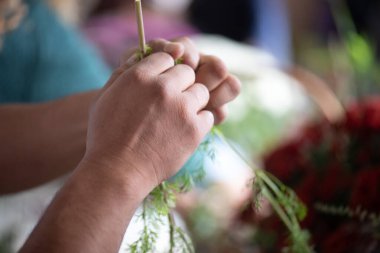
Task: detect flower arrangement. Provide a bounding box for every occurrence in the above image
[240,97,380,253]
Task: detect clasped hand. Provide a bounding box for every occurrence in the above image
[84,37,241,193]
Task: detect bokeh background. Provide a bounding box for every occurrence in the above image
[1,0,380,252]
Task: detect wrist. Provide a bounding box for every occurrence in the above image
[78,153,156,202]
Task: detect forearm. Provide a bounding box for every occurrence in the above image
[19,157,152,253]
[0,90,98,194]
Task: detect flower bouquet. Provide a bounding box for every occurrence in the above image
[240,97,380,253]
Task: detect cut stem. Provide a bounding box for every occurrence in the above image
[135,0,147,55]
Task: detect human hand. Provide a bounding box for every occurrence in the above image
[121,37,241,125]
[84,52,214,193]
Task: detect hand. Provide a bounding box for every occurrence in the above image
[121,37,241,124]
[84,52,214,192]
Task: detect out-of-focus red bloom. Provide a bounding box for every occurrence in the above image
[321,224,358,253]
[316,163,352,202]
[345,97,380,131]
[263,141,305,183]
[350,168,380,210]
[240,97,380,253]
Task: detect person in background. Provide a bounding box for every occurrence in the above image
[84,0,197,67]
[189,0,292,66]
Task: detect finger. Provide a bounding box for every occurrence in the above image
[160,64,196,91]
[207,75,241,109]
[172,37,200,69]
[183,83,210,111]
[197,110,214,137]
[149,39,185,60]
[196,55,228,92]
[120,47,140,68]
[119,40,184,68]
[211,105,228,125]
[100,67,125,92]
[131,52,175,76]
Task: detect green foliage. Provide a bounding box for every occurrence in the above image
[214,129,313,253]
[129,201,161,253]
[132,43,311,253]
[315,203,380,229]
[128,128,313,253]
[128,135,214,253]
[328,0,380,97]
[254,170,312,253]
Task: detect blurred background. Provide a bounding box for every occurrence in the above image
[1,0,380,252]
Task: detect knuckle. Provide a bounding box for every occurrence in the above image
[155,77,173,100]
[178,100,193,121]
[209,56,228,80]
[153,38,166,44]
[154,52,175,66]
[180,64,196,79]
[176,36,191,44]
[177,101,201,140]
[193,83,209,106]
[129,66,148,82]
[215,108,227,125]
[199,83,210,99]
[228,76,242,97]
[150,38,166,48]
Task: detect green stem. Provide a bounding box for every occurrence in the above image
[261,187,294,232]
[177,228,195,253]
[258,171,301,229]
[168,211,176,253]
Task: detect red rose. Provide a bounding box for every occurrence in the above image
[345,97,380,131]
[345,102,364,131]
[264,141,306,183]
[363,97,380,130]
[350,168,380,211]
[322,224,358,253]
[316,163,352,202]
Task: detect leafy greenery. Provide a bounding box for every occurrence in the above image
[130,44,312,253]
[128,127,313,253]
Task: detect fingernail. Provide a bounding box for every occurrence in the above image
[164,43,183,57]
[126,54,139,65]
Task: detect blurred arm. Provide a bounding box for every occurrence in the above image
[0,90,97,194]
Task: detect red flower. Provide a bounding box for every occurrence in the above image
[252,97,380,252]
[350,168,380,211]
[345,97,380,131]
[316,163,352,202]
[322,224,358,253]
[264,141,305,183]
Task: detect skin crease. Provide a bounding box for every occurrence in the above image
[1,37,241,252]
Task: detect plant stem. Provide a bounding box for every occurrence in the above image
[261,187,294,232]
[177,228,195,253]
[168,211,176,253]
[135,0,146,55]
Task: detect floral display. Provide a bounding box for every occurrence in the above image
[240,97,380,253]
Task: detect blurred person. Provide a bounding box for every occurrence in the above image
[84,0,197,67]
[189,0,292,66]
[0,0,110,103]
